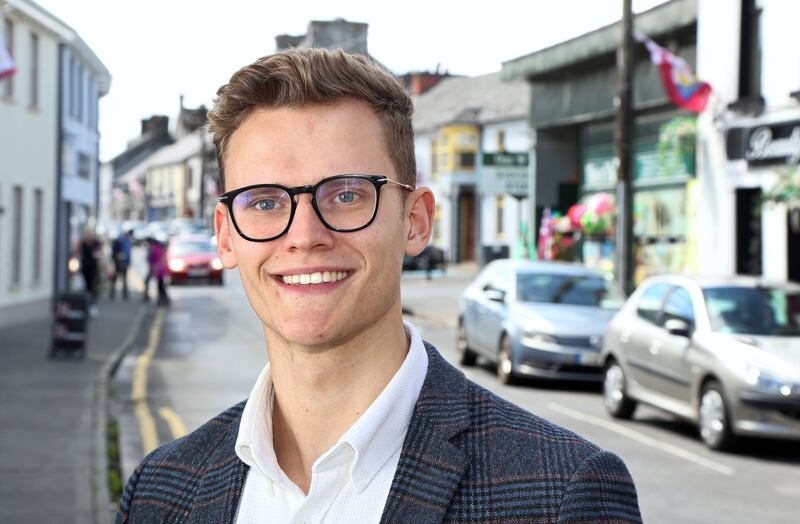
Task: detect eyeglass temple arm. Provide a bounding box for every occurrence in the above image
[381,178,415,192]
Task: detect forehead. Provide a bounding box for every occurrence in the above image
[225,100,394,189]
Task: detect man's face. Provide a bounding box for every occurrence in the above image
[215,99,431,349]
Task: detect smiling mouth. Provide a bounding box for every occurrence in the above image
[280,271,349,286]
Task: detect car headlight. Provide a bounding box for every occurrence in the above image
[521,332,558,347]
[744,367,793,396]
[168,259,186,272]
[211,258,224,271]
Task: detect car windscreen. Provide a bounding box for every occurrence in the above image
[517,273,625,310]
[170,242,216,256]
[704,286,800,336]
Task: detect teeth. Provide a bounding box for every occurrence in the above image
[281,271,348,286]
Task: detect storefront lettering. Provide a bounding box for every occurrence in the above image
[746,126,800,165]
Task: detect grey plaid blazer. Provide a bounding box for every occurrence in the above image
[117,342,641,522]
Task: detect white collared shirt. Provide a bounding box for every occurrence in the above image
[234,321,429,524]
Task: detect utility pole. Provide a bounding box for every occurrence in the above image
[614,0,635,295]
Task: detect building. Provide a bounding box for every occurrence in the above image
[276,18,369,56]
[413,72,529,262]
[0,0,109,327]
[695,0,800,282]
[503,0,699,281]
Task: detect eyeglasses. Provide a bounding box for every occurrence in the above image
[218,174,415,242]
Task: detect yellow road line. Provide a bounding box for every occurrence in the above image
[158,407,188,440]
[132,308,164,455]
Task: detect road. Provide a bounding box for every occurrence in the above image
[113,264,800,523]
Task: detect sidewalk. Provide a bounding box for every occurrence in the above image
[0,295,146,524]
[400,262,479,329]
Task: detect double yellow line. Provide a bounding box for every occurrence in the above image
[131,308,188,454]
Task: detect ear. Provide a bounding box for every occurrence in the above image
[214,202,238,269]
[404,187,435,256]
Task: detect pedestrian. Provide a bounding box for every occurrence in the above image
[117,48,641,523]
[146,235,170,306]
[78,227,101,317]
[109,230,132,300]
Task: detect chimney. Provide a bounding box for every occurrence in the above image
[140,115,169,136]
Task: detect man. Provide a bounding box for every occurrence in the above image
[110,229,132,300]
[118,49,641,523]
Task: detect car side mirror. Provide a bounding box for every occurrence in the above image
[665,318,692,338]
[485,289,506,303]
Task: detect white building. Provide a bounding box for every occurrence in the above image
[413,72,529,263]
[0,0,109,327]
[696,0,800,282]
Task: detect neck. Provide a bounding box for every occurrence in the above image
[266,303,409,494]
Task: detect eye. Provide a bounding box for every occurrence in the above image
[336,191,357,204]
[254,199,278,211]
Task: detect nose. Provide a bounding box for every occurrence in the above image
[283,193,335,250]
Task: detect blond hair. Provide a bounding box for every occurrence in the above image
[208,48,416,190]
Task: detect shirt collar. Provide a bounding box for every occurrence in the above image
[234,320,429,493]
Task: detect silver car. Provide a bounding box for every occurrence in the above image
[602,275,800,450]
[457,259,626,384]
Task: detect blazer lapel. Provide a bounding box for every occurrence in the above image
[380,343,471,524]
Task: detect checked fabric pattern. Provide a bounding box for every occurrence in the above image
[117,342,642,523]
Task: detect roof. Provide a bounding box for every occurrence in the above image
[487,258,607,277]
[412,72,528,133]
[502,0,696,81]
[146,128,212,170]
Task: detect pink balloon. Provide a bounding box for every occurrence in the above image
[567,204,587,227]
[587,192,613,216]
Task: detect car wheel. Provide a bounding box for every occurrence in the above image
[603,360,637,419]
[456,320,477,366]
[497,335,517,385]
[698,381,737,451]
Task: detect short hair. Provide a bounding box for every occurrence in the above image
[208,48,416,191]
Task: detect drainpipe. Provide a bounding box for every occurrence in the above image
[52,43,65,311]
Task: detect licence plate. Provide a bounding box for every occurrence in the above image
[188,269,208,277]
[577,352,603,366]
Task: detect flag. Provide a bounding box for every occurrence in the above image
[635,31,711,113]
[0,32,15,79]
[127,178,144,198]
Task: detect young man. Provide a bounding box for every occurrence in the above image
[118,49,641,523]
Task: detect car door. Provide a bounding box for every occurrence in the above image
[475,267,512,357]
[623,282,671,392]
[650,285,696,406]
[461,266,495,354]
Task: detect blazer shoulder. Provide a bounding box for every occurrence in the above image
[117,401,247,523]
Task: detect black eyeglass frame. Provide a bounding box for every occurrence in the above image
[218,174,415,242]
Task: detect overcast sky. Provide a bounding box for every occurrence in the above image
[35,0,667,162]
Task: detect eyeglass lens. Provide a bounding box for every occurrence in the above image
[231,177,379,240]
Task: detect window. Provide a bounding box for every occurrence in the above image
[3,17,13,98]
[78,153,90,179]
[430,139,438,176]
[186,166,193,190]
[663,286,695,327]
[458,152,476,168]
[68,56,75,117]
[29,32,38,108]
[33,189,42,284]
[433,203,442,242]
[12,186,22,286]
[77,65,83,121]
[496,195,505,239]
[738,0,762,101]
[497,130,506,153]
[636,283,670,324]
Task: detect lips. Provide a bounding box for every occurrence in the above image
[280,271,349,286]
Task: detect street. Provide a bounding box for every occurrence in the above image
[111,262,800,524]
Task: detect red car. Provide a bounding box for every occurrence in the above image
[167,235,224,285]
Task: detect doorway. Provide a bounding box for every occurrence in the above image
[788,209,800,283]
[735,188,762,276]
[457,189,476,262]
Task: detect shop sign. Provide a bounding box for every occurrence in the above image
[480,152,529,197]
[745,122,800,166]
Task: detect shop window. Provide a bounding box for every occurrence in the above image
[78,153,90,179]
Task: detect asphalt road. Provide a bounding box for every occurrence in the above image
[116,265,800,523]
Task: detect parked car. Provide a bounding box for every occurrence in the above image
[403,245,446,272]
[601,274,800,450]
[166,235,224,285]
[457,259,626,384]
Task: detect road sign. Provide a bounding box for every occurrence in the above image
[480,152,529,197]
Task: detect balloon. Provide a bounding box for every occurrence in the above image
[587,192,613,216]
[567,204,587,228]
